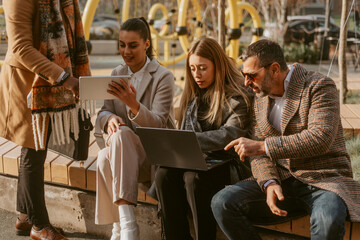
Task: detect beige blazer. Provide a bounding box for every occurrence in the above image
[0,0,76,149]
[95,58,176,147]
[95,58,175,190]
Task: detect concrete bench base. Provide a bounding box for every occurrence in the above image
[0,174,161,239]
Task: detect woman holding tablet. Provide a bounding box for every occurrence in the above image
[94,17,175,240]
[155,37,253,240]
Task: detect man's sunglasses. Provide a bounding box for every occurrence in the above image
[240,63,273,81]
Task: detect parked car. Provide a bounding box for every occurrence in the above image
[287,14,335,25]
[284,15,360,45]
[90,15,120,40]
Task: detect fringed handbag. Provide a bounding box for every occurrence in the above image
[48,108,93,161]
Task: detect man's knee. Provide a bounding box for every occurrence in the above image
[310,192,347,239]
[211,185,238,217]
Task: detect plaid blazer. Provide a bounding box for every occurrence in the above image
[250,64,360,222]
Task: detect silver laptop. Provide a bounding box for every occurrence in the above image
[136,127,230,171]
[79,75,131,100]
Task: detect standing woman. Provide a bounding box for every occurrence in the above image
[0,0,90,239]
[155,37,253,240]
[94,17,175,240]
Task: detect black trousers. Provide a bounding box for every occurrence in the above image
[155,164,230,240]
[16,126,51,226]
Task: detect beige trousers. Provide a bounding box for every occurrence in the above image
[95,126,151,225]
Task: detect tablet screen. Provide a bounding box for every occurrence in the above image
[79,75,131,100]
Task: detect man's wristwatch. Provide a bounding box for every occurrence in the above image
[58,72,70,85]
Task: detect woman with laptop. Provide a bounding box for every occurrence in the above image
[94,17,175,240]
[155,37,253,240]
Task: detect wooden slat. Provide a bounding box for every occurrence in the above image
[351,222,360,240]
[341,118,354,139]
[3,146,21,176]
[137,189,146,202]
[346,104,360,118]
[257,221,291,233]
[51,156,73,185]
[86,159,97,191]
[44,151,60,182]
[145,195,158,205]
[346,118,360,137]
[291,216,310,237]
[67,138,99,189]
[88,140,100,158]
[344,221,351,240]
[0,141,18,173]
[89,133,96,145]
[0,137,8,146]
[340,105,358,119]
[68,156,96,189]
[269,217,351,239]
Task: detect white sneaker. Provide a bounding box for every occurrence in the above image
[110,222,121,240]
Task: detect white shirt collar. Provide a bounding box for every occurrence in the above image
[269,64,294,99]
[127,57,150,77]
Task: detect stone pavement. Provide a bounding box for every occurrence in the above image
[0,208,105,240]
[0,208,308,240]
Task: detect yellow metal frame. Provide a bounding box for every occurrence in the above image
[148,3,171,37]
[235,2,262,65]
[80,0,262,66]
[147,3,187,66]
[82,0,99,41]
[225,1,262,65]
[122,0,130,22]
[226,0,239,60]
[177,0,203,54]
[0,1,262,69]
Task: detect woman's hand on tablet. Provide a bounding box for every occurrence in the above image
[108,81,140,115]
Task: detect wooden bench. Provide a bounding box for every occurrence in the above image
[257,216,359,240]
[0,116,157,205]
[340,104,360,139]
[1,104,360,239]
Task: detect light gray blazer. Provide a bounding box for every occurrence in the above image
[95,58,176,148]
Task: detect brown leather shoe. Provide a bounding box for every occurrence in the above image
[30,225,68,240]
[15,217,32,236]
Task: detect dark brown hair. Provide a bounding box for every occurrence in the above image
[120,17,153,59]
[240,39,288,71]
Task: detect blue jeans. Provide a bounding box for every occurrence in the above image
[211,178,347,240]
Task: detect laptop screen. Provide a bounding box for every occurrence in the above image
[136,127,210,171]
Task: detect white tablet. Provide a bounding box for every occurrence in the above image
[79,75,131,100]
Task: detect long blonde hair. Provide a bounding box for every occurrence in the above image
[178,37,251,128]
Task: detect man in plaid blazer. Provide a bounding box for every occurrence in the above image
[211,39,360,240]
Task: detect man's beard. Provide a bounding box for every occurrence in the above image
[256,71,272,97]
